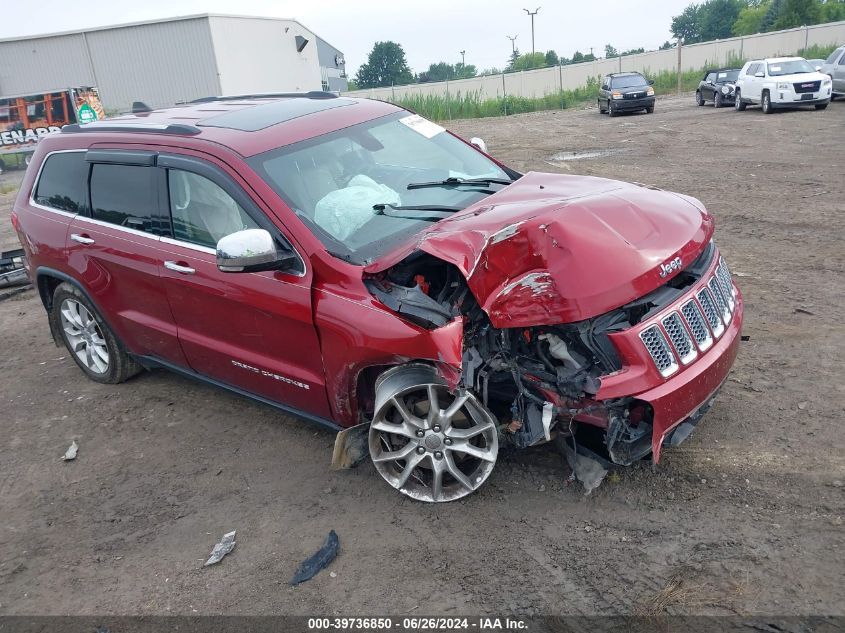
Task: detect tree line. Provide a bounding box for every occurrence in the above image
[671,0,845,43]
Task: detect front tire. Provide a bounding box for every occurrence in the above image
[51,282,142,384]
[368,365,498,503]
[735,89,747,111]
[696,91,704,106]
[645,105,654,114]
[761,91,773,114]
[815,103,828,110]
[608,101,618,117]
[715,92,723,108]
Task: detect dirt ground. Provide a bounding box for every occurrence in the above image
[0,93,843,617]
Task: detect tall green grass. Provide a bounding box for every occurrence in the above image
[396,78,601,120]
[796,43,838,60]
[391,43,839,121]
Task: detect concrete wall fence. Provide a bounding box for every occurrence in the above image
[345,21,845,102]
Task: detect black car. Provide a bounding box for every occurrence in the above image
[598,72,655,116]
[695,68,741,107]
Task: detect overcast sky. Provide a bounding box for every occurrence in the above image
[0,0,691,75]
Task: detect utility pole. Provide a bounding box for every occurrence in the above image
[507,34,518,55]
[677,37,683,94]
[460,50,466,66]
[523,7,540,55]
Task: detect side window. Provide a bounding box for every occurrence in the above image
[33,152,89,213]
[90,163,158,233]
[746,64,756,76]
[826,49,841,64]
[705,73,715,83]
[167,169,260,249]
[838,51,845,66]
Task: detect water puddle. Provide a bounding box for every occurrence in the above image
[548,149,625,161]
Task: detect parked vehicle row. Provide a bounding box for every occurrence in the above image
[601,49,842,117]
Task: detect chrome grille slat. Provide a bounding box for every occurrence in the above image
[680,299,713,351]
[661,312,697,365]
[708,277,731,324]
[715,265,735,311]
[639,325,678,377]
[718,256,737,303]
[696,288,725,338]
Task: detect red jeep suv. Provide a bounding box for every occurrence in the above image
[11,93,743,502]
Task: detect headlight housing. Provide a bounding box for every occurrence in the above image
[611,91,623,100]
[776,82,792,90]
[721,85,731,95]
[646,87,655,96]
[822,77,832,85]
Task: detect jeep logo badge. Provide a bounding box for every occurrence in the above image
[658,256,682,278]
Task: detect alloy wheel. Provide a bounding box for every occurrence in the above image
[369,367,498,503]
[59,298,110,374]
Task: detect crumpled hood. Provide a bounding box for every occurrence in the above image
[369,172,714,328]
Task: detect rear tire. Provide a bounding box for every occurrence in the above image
[50,282,143,384]
[815,103,828,110]
[735,89,747,111]
[761,91,773,114]
[696,91,704,106]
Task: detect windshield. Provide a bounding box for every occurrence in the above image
[767,60,815,76]
[248,112,512,264]
[611,75,648,89]
[716,70,740,82]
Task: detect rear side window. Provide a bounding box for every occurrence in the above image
[90,164,157,233]
[33,152,89,213]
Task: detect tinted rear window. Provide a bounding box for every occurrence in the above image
[34,152,89,213]
[90,164,158,233]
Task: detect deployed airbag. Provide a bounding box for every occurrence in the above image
[314,175,400,240]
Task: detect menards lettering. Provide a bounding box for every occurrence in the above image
[0,127,62,146]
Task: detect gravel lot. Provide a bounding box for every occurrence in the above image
[0,93,843,617]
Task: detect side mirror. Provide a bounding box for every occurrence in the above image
[470,137,488,153]
[815,65,822,71]
[754,71,765,78]
[601,84,609,90]
[216,228,296,273]
[648,79,655,86]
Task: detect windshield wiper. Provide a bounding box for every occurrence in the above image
[407,176,513,190]
[372,202,463,221]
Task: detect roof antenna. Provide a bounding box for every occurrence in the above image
[132,101,152,114]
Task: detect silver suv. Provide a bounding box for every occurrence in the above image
[820,45,845,99]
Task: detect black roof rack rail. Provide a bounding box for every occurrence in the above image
[61,122,201,135]
[190,91,339,104]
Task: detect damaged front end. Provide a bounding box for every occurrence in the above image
[356,229,742,503]
[360,251,646,500]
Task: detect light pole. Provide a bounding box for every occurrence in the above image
[460,50,466,67]
[523,7,540,55]
[507,34,518,55]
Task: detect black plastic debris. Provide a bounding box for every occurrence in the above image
[290,530,339,585]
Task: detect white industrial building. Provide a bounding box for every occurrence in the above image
[0,14,348,112]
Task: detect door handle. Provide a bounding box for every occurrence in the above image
[70,233,95,245]
[164,261,196,275]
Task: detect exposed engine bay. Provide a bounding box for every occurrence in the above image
[363,252,630,482]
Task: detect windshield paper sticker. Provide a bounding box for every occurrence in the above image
[399,114,445,139]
